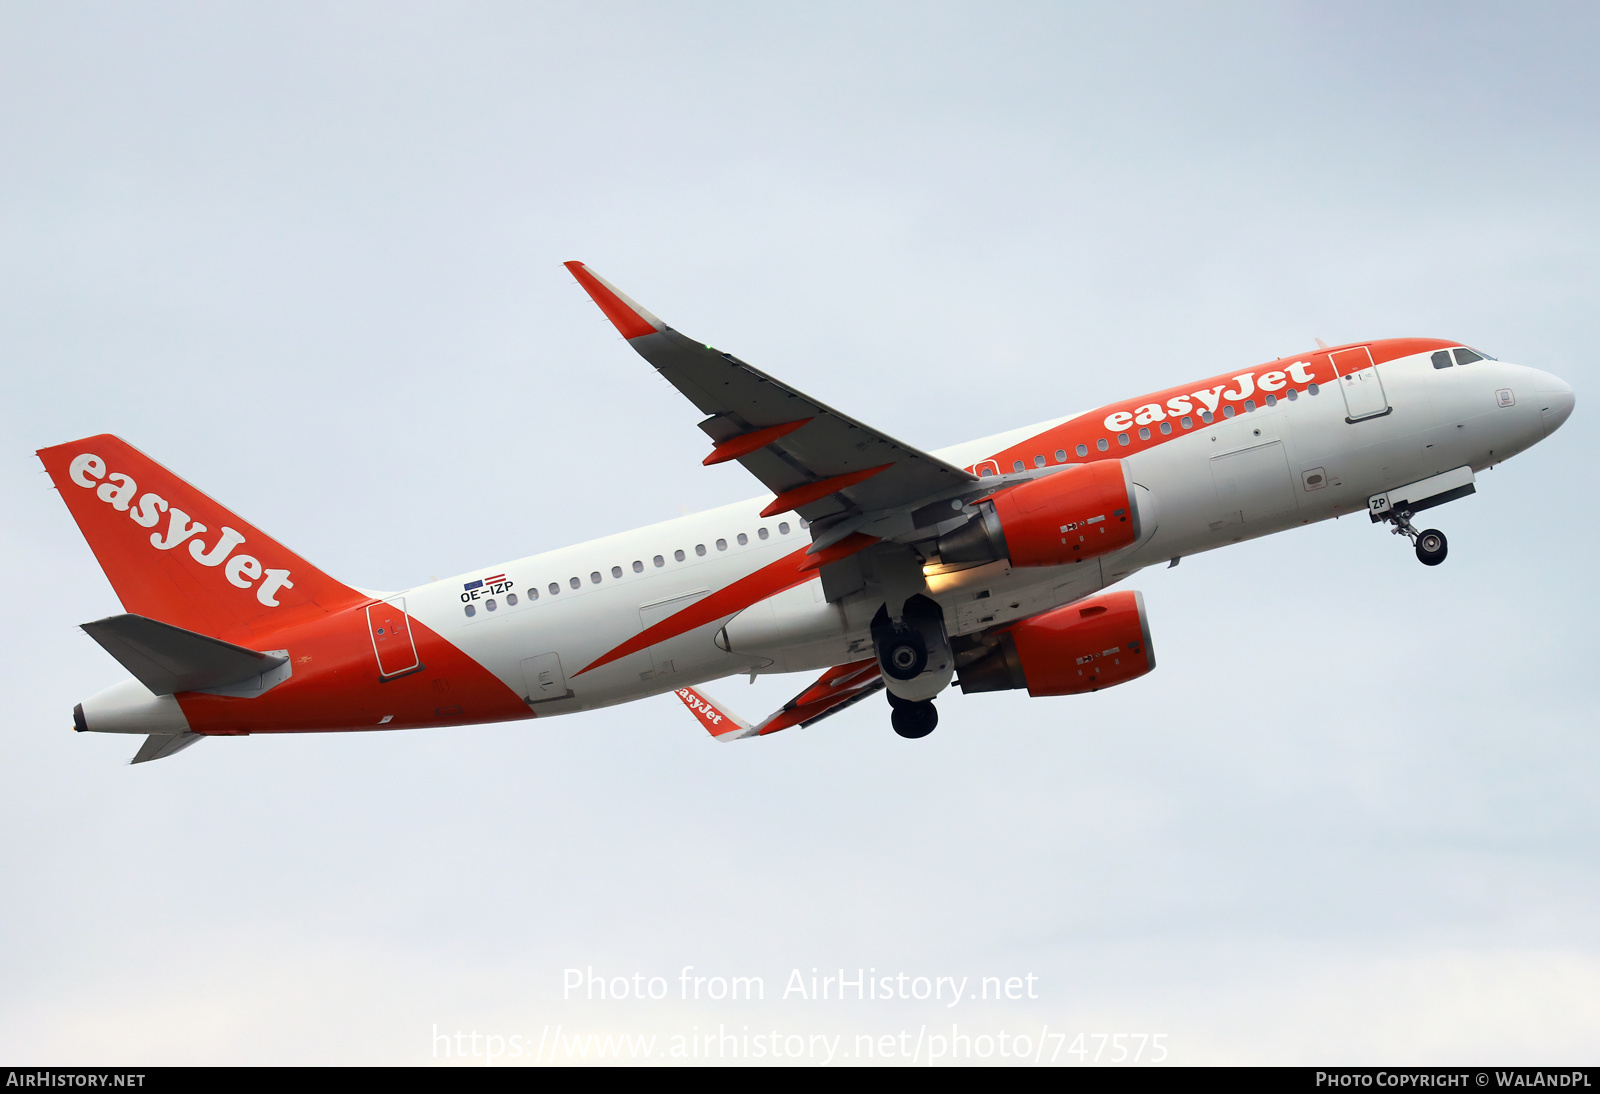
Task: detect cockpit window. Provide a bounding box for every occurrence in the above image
[1431,350,1452,369]
[1454,348,1484,365]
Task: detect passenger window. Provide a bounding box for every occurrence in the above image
[529,588,539,601]
[1454,348,1483,365]
[695,544,706,556]
[737,533,748,546]
[1160,421,1172,434]
[979,466,994,477]
[1181,416,1193,428]
[1138,427,1150,440]
[1243,399,1255,412]
[1201,410,1214,422]
[1431,350,1453,369]
[569,577,581,589]
[1096,438,1109,452]
[632,560,643,573]
[486,598,497,611]
[716,538,727,551]
[1055,449,1067,462]
[779,522,791,534]
[799,517,809,529]
[549,582,560,595]
[1222,406,1236,418]
[758,528,769,540]
[591,571,601,583]
[1033,455,1045,468]
[464,604,476,617]
[653,555,664,567]
[507,593,518,606]
[611,565,623,578]
[674,549,685,562]
[1012,460,1024,472]
[1117,433,1129,446]
[1076,444,1089,456]
[1264,394,1276,407]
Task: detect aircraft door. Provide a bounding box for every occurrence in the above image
[367,596,422,679]
[1331,346,1390,422]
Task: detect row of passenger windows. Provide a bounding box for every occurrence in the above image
[981,385,1323,475]
[463,520,798,617]
[1433,347,1491,369]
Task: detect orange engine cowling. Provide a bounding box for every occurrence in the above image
[937,461,1139,568]
[957,590,1155,696]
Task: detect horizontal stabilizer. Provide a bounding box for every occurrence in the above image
[131,731,203,765]
[81,613,287,695]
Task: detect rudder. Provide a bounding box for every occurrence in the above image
[38,435,365,644]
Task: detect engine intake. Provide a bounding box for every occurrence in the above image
[938,461,1139,568]
[958,590,1154,696]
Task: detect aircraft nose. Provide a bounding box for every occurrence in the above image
[1537,375,1576,437]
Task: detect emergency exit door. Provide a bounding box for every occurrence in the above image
[367,596,422,679]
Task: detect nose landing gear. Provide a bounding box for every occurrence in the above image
[1383,507,1449,566]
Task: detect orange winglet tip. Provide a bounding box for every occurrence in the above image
[760,465,893,519]
[563,261,663,340]
[703,418,814,466]
[674,686,752,741]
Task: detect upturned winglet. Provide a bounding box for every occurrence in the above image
[673,686,756,742]
[564,261,665,340]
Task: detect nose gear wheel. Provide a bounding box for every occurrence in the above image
[1383,507,1449,566]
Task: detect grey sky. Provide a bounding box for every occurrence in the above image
[2,1,1596,1064]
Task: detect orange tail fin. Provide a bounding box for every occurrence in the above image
[38,435,365,644]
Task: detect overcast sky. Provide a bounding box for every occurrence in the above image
[2,1,1597,1065]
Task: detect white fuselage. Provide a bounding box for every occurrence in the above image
[398,350,1570,715]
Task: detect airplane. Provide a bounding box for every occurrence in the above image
[39,262,1576,762]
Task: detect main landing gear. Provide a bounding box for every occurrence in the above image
[871,596,952,740]
[888,693,938,739]
[1383,507,1449,567]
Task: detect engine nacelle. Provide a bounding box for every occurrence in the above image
[938,460,1139,568]
[957,590,1154,696]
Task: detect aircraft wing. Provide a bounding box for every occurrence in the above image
[565,263,978,550]
[673,659,884,741]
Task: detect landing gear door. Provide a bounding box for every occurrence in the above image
[367,596,422,679]
[1331,346,1390,422]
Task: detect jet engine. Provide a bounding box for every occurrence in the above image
[937,460,1140,568]
[957,590,1154,696]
